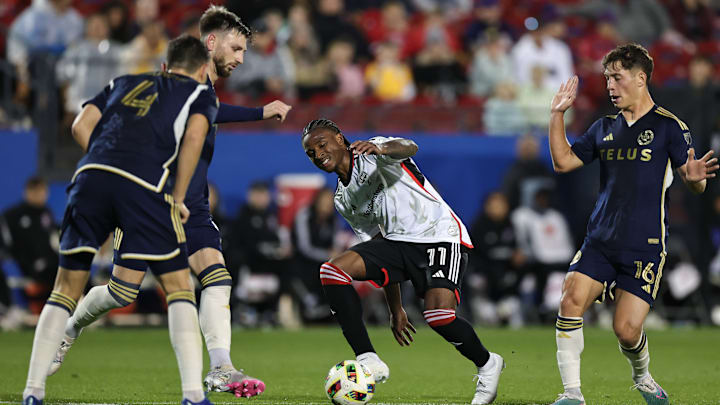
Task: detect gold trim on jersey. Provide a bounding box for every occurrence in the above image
[605,114,619,120]
[71,164,170,193]
[59,246,98,255]
[164,194,186,243]
[120,248,181,261]
[655,107,689,130]
[71,83,209,194]
[654,158,671,300]
[113,227,124,251]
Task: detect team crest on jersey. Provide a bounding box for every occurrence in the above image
[448,225,459,237]
[358,172,368,184]
[637,130,654,146]
[683,132,692,145]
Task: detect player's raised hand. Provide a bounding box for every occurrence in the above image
[389,308,417,346]
[350,140,383,156]
[177,201,190,224]
[551,75,579,113]
[685,148,719,182]
[262,100,292,122]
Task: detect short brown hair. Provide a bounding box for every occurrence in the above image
[602,43,654,84]
[199,5,251,40]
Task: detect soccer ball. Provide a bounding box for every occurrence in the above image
[324,360,376,405]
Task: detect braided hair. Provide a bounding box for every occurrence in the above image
[302,118,350,147]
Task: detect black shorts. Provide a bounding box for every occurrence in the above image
[59,170,188,275]
[114,203,222,271]
[349,238,469,302]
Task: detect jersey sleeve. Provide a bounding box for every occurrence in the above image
[570,119,601,164]
[667,120,693,169]
[82,80,113,111]
[369,136,405,165]
[188,87,219,126]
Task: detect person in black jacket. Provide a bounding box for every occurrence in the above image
[0,176,58,312]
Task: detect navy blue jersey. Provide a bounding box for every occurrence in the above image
[74,72,218,193]
[571,105,694,252]
[185,77,218,210]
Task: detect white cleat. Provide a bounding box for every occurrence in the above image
[472,352,505,404]
[48,336,75,376]
[356,352,390,383]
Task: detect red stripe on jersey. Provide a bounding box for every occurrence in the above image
[449,212,474,249]
[402,162,473,248]
[401,163,438,201]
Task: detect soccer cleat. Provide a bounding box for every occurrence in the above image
[22,396,43,405]
[471,352,505,405]
[632,376,669,405]
[48,336,75,376]
[181,397,213,405]
[203,366,265,398]
[550,393,585,405]
[356,352,390,383]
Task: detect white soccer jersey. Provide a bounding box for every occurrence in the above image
[334,137,473,247]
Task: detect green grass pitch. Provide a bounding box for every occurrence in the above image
[1,327,719,404]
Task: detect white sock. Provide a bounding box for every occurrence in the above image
[619,331,650,383]
[199,286,232,369]
[66,285,123,339]
[556,316,584,399]
[24,304,72,400]
[168,299,204,401]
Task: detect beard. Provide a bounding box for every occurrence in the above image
[214,57,234,78]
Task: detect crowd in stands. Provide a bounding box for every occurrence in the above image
[1,0,719,133]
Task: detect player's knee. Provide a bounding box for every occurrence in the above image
[106,276,141,307]
[197,264,232,289]
[320,262,353,286]
[423,308,456,328]
[613,319,642,346]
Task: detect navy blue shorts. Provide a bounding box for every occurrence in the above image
[349,238,468,302]
[568,239,666,306]
[59,170,188,275]
[114,203,221,271]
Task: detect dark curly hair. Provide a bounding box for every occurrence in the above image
[602,43,654,84]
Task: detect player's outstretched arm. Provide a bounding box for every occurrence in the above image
[173,113,210,222]
[71,104,102,152]
[215,100,292,124]
[383,283,416,346]
[549,76,584,173]
[350,138,418,160]
[678,148,719,194]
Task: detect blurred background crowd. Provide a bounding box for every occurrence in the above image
[1,0,720,330]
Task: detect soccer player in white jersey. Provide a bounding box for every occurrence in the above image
[302,119,505,404]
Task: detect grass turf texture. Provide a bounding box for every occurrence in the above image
[1,327,719,405]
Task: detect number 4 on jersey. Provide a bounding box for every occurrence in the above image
[121,80,158,117]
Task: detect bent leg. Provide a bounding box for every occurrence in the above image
[66,265,144,339]
[613,289,651,382]
[323,250,375,356]
[424,288,491,368]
